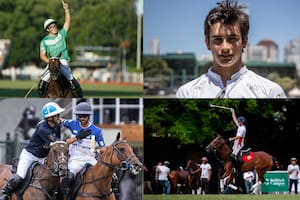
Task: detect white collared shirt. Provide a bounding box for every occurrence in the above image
[176,66,286,98]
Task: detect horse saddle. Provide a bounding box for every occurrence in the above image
[14,162,41,199]
[71,163,93,199]
[238,148,253,163]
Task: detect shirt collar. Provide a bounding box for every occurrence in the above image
[207,66,248,87]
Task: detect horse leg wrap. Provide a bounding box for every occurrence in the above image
[70,79,83,97]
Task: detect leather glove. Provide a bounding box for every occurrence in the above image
[76,129,91,140]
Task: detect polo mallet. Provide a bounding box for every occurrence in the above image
[24,79,40,98]
[209,103,232,111]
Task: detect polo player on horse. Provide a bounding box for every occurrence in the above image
[227,108,247,173]
[38,0,82,97]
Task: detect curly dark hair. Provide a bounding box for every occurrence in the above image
[204,0,249,43]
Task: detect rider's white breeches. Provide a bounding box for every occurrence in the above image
[16,149,46,179]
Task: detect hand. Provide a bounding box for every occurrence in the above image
[225,138,231,142]
[230,108,235,113]
[76,129,91,140]
[62,0,69,10]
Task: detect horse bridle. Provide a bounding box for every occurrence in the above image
[208,138,227,163]
[79,140,139,199]
[29,141,69,199]
[48,141,69,176]
[100,140,138,171]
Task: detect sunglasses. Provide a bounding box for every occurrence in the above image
[78,114,89,118]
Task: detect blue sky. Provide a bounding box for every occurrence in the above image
[144,0,300,62]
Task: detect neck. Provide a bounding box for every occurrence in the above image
[92,146,116,193]
[212,62,243,87]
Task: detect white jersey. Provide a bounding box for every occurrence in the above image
[200,163,212,179]
[156,165,170,181]
[232,125,246,155]
[176,66,286,98]
[288,164,300,180]
[243,171,255,183]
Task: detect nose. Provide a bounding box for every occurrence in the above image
[221,40,231,53]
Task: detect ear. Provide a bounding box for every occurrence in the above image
[205,37,211,50]
[116,132,120,141]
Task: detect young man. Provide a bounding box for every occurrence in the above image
[156,161,171,195]
[228,108,246,171]
[0,102,66,200]
[199,157,212,194]
[38,0,82,97]
[176,0,286,98]
[61,101,106,200]
[288,157,300,194]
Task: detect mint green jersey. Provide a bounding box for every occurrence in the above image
[40,28,70,62]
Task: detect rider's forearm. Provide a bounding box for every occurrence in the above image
[40,53,49,64]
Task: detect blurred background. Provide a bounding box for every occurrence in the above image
[143,0,300,97]
[0,0,143,97]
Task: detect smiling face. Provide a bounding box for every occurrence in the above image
[47,23,58,35]
[206,21,247,72]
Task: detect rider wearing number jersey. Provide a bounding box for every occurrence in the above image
[38,0,82,98]
[0,102,65,200]
[60,101,106,200]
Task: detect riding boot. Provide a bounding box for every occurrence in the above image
[230,154,240,174]
[61,172,74,200]
[38,80,49,97]
[69,79,83,98]
[0,174,23,200]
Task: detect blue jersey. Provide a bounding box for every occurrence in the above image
[63,120,105,147]
[25,120,61,158]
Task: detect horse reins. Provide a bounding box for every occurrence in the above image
[78,140,138,199]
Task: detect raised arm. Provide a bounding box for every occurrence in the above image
[62,0,70,31]
[230,108,238,127]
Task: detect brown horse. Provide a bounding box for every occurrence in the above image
[168,160,200,194]
[74,133,143,200]
[0,141,69,200]
[45,57,73,98]
[205,134,274,194]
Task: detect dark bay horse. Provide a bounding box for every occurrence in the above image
[168,160,200,194]
[74,133,143,200]
[205,134,274,194]
[0,141,69,200]
[44,57,73,98]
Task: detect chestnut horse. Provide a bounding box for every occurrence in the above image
[44,57,73,98]
[74,133,143,200]
[0,141,69,200]
[205,134,274,194]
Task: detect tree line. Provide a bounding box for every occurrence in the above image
[0,0,138,68]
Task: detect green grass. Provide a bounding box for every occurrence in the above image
[0,80,143,97]
[144,194,299,200]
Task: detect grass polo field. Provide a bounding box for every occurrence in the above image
[0,80,143,97]
[144,194,300,200]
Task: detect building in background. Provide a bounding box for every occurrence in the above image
[243,39,279,63]
[285,36,300,75]
[150,38,160,55]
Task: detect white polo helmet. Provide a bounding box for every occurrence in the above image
[44,19,56,30]
[42,102,65,119]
